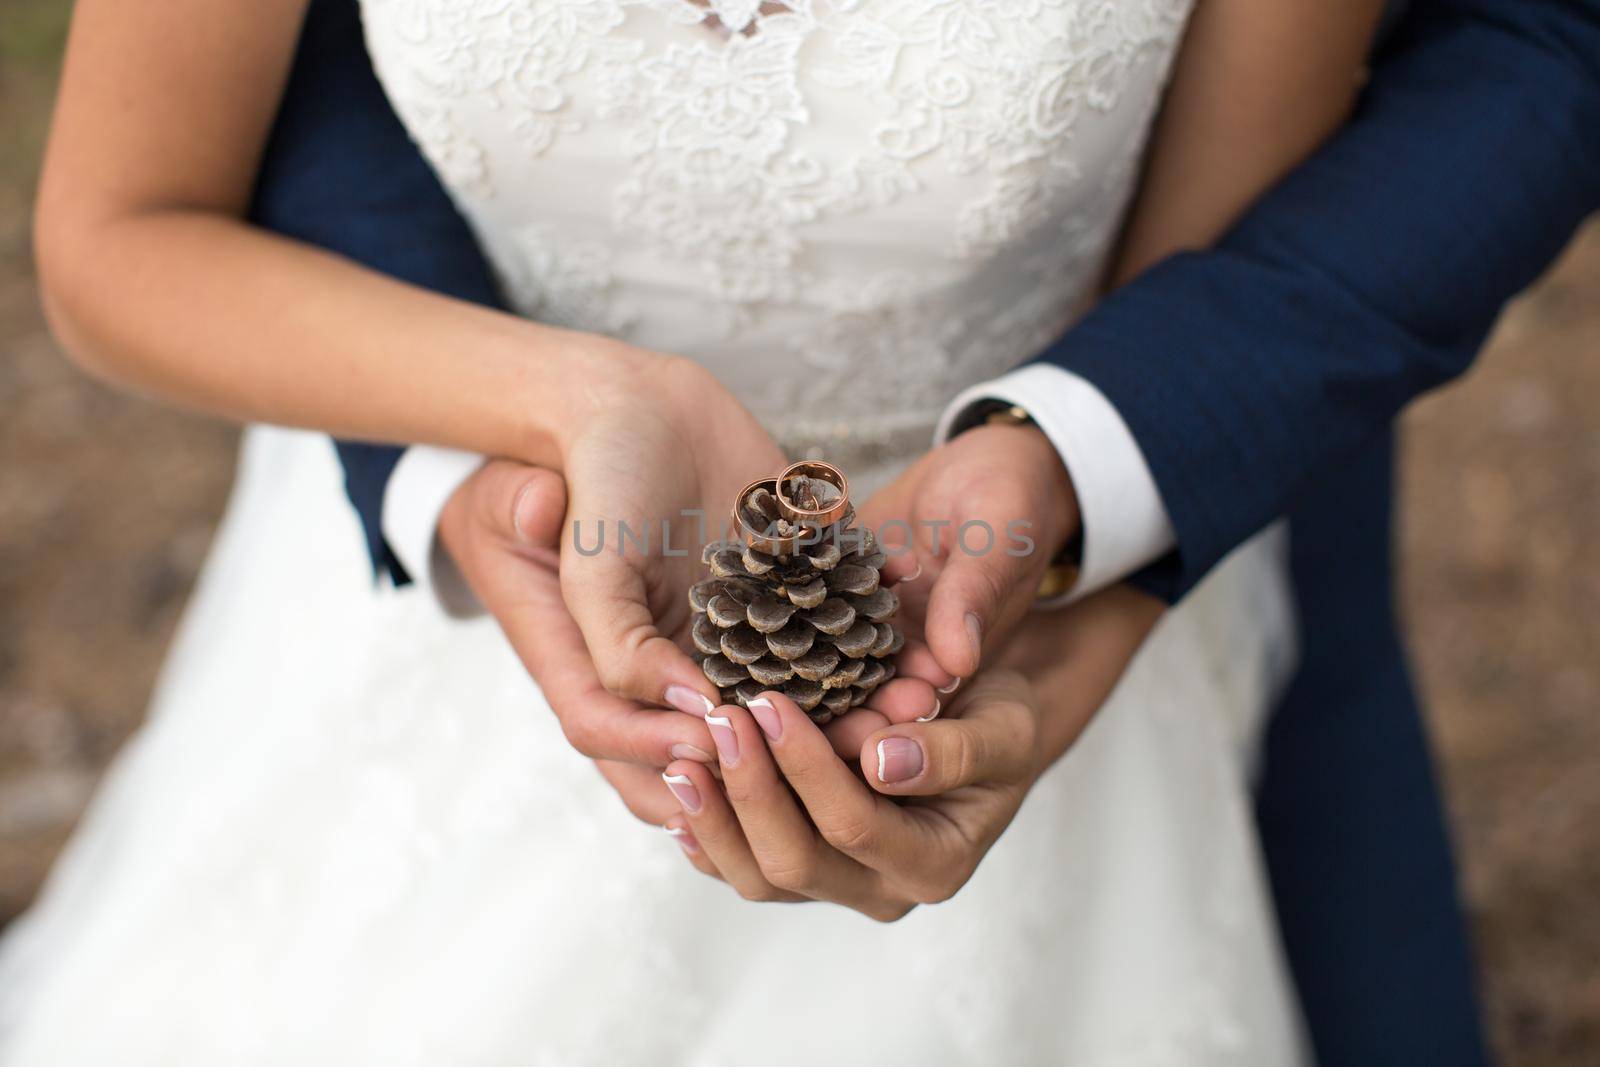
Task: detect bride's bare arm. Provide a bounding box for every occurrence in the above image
[36,0,846,724]
[1110,0,1387,286]
[34,0,630,464]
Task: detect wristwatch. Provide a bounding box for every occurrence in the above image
[965,400,1082,600]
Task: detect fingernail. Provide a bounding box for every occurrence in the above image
[662,772,702,813]
[665,825,700,854]
[705,714,740,765]
[876,737,925,783]
[936,677,962,696]
[665,685,715,716]
[964,612,983,666]
[916,699,942,724]
[895,562,924,585]
[510,478,540,544]
[669,743,715,764]
[748,695,782,742]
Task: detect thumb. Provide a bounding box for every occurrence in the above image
[922,529,1042,679]
[860,670,1038,795]
[461,459,567,552]
[559,537,720,717]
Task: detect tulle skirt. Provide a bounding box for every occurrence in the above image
[0,426,1308,1066]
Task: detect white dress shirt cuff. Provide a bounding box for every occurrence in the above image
[934,363,1176,605]
[382,445,487,618]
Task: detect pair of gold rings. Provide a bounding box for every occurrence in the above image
[734,460,850,555]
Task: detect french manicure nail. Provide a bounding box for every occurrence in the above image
[665,685,715,717]
[662,772,702,813]
[705,714,740,765]
[936,677,962,696]
[669,743,715,764]
[895,562,924,585]
[509,479,538,544]
[876,737,925,784]
[748,696,782,742]
[665,825,700,853]
[916,699,942,723]
[964,612,983,666]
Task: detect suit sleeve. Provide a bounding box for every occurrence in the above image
[1031,0,1600,601]
[330,440,411,584]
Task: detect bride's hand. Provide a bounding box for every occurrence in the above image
[552,341,940,721]
[439,427,940,787]
[660,586,1164,920]
[549,343,786,715]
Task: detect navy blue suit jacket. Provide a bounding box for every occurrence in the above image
[250,2,1600,1064]
[1028,8,1599,1063]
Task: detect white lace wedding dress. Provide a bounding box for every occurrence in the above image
[0,2,1310,1063]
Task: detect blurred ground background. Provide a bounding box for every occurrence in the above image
[1,2,1597,1062]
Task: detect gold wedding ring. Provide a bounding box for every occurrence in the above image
[733,476,802,556]
[775,460,851,526]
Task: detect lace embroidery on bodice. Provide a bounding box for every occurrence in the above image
[360,0,1193,465]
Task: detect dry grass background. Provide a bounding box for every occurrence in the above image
[0,2,1596,1062]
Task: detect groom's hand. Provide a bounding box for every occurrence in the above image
[436,459,718,769]
[860,423,1079,683]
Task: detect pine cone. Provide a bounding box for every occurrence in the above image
[688,471,903,724]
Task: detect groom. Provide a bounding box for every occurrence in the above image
[251,1,1600,1064]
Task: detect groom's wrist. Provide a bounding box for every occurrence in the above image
[959,412,1083,590]
[384,445,487,617]
[934,364,1175,603]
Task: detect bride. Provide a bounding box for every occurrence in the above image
[2,0,1384,1062]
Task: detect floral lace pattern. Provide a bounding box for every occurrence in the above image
[361,0,1192,464]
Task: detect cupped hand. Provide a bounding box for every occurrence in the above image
[551,340,939,721]
[659,673,1038,921]
[439,433,938,820]
[438,459,719,774]
[554,346,784,715]
[858,423,1079,684]
[661,584,1165,920]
